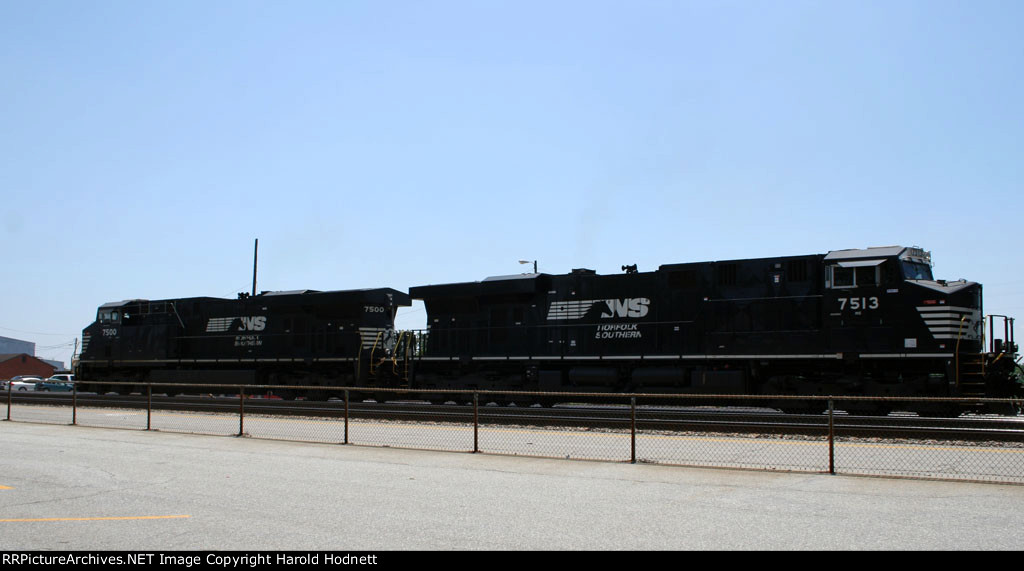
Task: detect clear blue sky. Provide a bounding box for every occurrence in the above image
[2,0,1022,367]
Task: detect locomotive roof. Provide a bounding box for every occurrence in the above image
[412,246,932,298]
[99,288,411,308]
[411,273,544,298]
[824,245,905,260]
[482,273,540,282]
[824,245,930,264]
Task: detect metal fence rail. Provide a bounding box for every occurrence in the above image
[4,382,1023,484]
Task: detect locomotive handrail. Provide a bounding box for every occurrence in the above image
[955,316,967,388]
[368,332,383,375]
[987,314,1016,354]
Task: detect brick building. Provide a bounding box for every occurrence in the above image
[0,354,56,379]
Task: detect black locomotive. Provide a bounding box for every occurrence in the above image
[77,288,411,397]
[76,245,1019,406]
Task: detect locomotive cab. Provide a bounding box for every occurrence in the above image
[823,246,982,353]
[79,301,133,365]
[822,246,1016,399]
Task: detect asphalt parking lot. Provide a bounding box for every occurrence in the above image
[3,421,1024,550]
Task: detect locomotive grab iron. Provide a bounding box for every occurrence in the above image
[75,246,1019,410]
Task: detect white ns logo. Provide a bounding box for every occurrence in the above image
[601,298,650,318]
[239,316,266,331]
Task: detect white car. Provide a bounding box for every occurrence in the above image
[9,375,44,391]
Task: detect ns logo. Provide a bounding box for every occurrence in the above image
[601,298,650,319]
[239,316,267,331]
[206,315,267,333]
[547,297,652,320]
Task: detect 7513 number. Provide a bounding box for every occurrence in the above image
[838,297,879,311]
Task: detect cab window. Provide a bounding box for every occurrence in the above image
[901,261,933,280]
[828,264,879,288]
[832,266,854,287]
[98,310,121,324]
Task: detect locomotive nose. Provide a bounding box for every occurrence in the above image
[910,280,983,347]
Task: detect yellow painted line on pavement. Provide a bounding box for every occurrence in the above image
[0,485,12,490]
[0,515,190,523]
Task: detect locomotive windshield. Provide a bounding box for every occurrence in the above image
[901,261,933,281]
[98,310,120,323]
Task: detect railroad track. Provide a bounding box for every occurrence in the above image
[10,391,1024,443]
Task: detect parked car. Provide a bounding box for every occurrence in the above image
[49,374,75,383]
[9,376,44,391]
[36,379,74,392]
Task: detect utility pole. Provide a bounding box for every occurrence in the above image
[252,239,259,297]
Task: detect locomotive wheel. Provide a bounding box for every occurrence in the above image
[983,402,1018,416]
[777,405,813,415]
[846,403,889,416]
[274,389,298,401]
[307,389,330,402]
[914,402,959,417]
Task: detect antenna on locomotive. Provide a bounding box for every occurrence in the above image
[252,238,259,297]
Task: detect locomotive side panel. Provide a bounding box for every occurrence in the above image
[410,254,831,394]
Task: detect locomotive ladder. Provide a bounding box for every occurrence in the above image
[955,315,1018,398]
[367,330,412,388]
[956,353,988,398]
[394,331,411,388]
[399,331,412,386]
[956,316,987,398]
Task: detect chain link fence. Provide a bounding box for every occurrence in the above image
[4,383,1023,484]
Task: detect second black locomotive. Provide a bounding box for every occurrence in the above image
[78,288,411,396]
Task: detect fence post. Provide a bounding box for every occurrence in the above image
[5,384,10,421]
[238,386,246,437]
[473,392,479,453]
[147,384,152,431]
[828,398,835,475]
[72,382,77,425]
[344,389,349,445]
[630,397,637,464]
